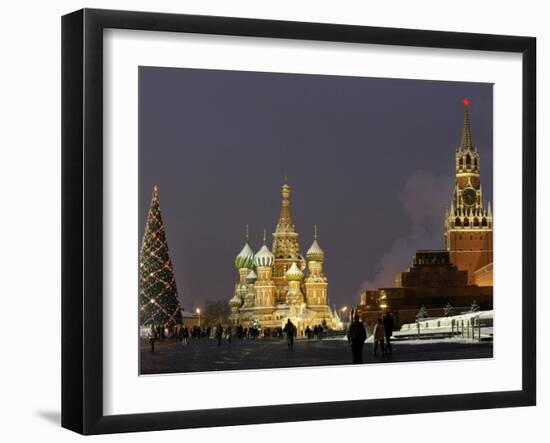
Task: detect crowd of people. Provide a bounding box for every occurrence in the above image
[304,324,328,340]
[146,313,396,366]
[145,322,284,351]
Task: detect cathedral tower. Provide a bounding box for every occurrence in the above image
[285,262,305,305]
[229,226,254,317]
[305,226,328,306]
[272,182,303,303]
[444,98,493,284]
[254,230,276,307]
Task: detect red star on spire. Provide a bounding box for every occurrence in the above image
[462,97,471,107]
[153,185,159,192]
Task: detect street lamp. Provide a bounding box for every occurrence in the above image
[196,307,201,327]
[339,306,348,319]
[338,306,349,327]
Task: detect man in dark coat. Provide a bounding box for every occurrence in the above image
[347,314,367,364]
[215,323,223,346]
[283,319,296,350]
[383,312,395,355]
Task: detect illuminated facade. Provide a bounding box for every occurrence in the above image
[228,183,341,335]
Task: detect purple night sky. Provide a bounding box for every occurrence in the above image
[138,67,493,312]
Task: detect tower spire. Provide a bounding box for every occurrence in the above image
[460,98,474,150]
[314,224,318,240]
[245,224,249,241]
[263,228,267,244]
[277,182,294,228]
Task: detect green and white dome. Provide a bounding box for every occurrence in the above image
[286,261,304,281]
[254,244,275,267]
[235,241,255,269]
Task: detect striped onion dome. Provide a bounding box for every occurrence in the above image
[254,244,275,267]
[235,241,255,269]
[306,239,325,262]
[246,269,257,283]
[286,261,304,281]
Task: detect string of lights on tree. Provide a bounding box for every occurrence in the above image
[139,185,183,327]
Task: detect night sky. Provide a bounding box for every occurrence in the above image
[139,67,493,312]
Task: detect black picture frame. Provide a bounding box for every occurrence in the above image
[62,8,536,435]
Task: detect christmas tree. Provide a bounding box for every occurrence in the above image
[139,185,182,327]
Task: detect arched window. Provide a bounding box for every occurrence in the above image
[482,217,488,227]
[466,155,471,168]
[474,218,480,227]
[459,157,463,169]
[455,217,461,227]
[463,218,470,227]
[473,158,478,169]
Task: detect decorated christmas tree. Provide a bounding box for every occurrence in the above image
[139,185,182,327]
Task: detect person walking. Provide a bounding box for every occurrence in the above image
[347,314,367,364]
[148,324,157,352]
[372,318,385,356]
[383,312,394,355]
[215,323,223,346]
[226,325,232,344]
[283,319,296,350]
[182,326,189,345]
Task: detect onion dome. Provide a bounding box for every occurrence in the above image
[254,229,275,267]
[235,241,255,269]
[246,269,257,283]
[286,261,304,281]
[254,244,274,267]
[306,225,325,262]
[229,294,243,308]
[306,240,324,262]
[235,225,255,269]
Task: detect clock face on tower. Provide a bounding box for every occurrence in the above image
[462,188,477,206]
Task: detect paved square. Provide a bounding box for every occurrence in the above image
[140,337,493,374]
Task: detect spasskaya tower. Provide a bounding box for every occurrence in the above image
[444,98,493,284]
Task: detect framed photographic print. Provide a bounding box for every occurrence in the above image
[61,8,536,435]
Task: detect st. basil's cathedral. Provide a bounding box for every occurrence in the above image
[228,183,342,335]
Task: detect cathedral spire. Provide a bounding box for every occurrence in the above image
[460,98,474,150]
[277,181,294,229]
